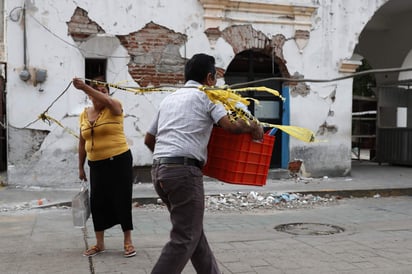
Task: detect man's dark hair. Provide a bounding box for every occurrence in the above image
[184,53,216,83]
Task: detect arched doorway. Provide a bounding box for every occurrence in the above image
[224,50,283,168]
[354,0,412,166]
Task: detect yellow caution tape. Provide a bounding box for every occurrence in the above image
[200,86,316,142]
[38,80,317,143]
[39,113,79,139]
[261,123,316,143]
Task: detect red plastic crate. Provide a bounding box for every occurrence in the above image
[203,126,275,186]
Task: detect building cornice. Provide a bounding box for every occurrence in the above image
[199,0,317,30]
[199,0,317,51]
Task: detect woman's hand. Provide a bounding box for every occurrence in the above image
[79,167,87,181]
[72,78,87,90]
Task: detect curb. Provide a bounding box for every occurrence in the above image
[36,187,412,210]
[297,187,412,198]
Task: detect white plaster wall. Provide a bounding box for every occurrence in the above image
[6,0,208,186]
[285,0,387,176]
[5,0,388,185]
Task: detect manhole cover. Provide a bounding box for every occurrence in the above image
[274,222,345,235]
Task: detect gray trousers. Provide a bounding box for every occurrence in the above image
[151,163,220,274]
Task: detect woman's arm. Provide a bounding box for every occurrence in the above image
[72,78,122,115]
[78,132,87,181]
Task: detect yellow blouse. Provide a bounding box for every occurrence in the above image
[80,106,129,161]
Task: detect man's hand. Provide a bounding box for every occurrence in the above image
[250,121,264,141]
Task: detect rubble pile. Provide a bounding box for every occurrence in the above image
[138,191,340,212]
[205,191,339,212]
[1,191,339,213]
[0,199,53,212]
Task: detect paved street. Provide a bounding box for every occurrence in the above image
[1,195,412,274]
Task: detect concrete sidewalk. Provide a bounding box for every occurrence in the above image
[1,160,412,274]
[1,161,412,211]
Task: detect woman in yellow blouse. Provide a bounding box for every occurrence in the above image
[73,77,136,258]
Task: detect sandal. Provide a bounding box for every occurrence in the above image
[83,245,105,257]
[124,244,136,258]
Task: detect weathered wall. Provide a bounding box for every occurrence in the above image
[5,0,388,186]
[286,1,387,177]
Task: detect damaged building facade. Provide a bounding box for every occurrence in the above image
[4,0,409,186]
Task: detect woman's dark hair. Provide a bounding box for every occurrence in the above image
[184,53,216,83]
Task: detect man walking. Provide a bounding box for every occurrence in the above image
[144,53,263,274]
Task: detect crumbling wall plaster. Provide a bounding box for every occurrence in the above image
[67,9,188,87]
[7,127,49,166]
[6,0,388,186]
[220,25,290,78]
[291,144,351,178]
[67,7,105,41]
[117,22,187,87]
[221,25,271,54]
[290,82,310,97]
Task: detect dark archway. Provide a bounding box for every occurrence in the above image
[352,58,377,161]
[224,50,283,168]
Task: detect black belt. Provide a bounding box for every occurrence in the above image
[153,157,203,168]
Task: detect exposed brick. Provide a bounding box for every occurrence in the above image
[66,7,105,42]
[221,25,290,79]
[67,8,186,87]
[117,22,187,87]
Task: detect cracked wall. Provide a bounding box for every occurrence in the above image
[291,145,351,177]
[117,22,186,87]
[6,0,384,185]
[219,25,290,78]
[66,7,105,41]
[67,9,187,87]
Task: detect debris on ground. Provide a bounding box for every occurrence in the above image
[0,198,61,212]
[138,191,339,212]
[1,190,338,213]
[205,191,338,212]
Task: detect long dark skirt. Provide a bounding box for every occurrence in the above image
[88,150,133,232]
